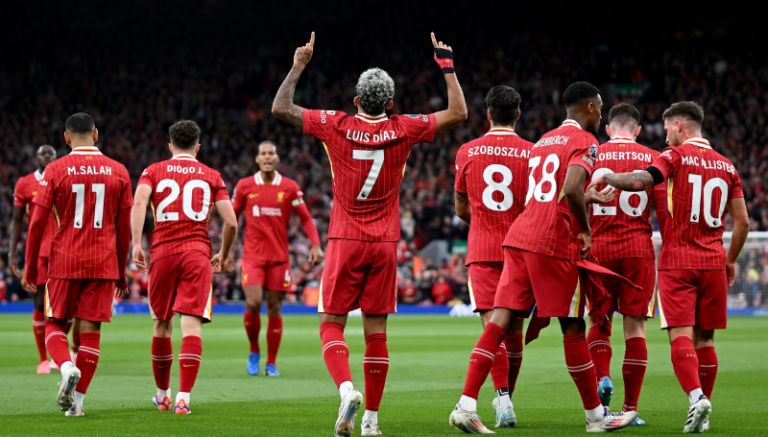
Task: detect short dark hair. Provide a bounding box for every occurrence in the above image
[662,101,704,127]
[169,120,201,150]
[563,82,600,108]
[608,103,640,127]
[65,113,95,134]
[485,85,521,126]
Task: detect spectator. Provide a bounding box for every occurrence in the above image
[432,275,454,305]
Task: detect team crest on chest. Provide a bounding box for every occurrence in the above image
[277,192,284,202]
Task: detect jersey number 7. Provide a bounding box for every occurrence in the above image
[353,150,384,200]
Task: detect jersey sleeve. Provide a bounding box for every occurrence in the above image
[232,180,246,216]
[303,109,346,143]
[119,168,135,209]
[454,146,467,193]
[32,165,57,210]
[729,168,744,199]
[137,165,155,189]
[400,113,438,144]
[212,172,230,202]
[13,178,28,207]
[290,182,306,207]
[568,134,598,177]
[650,147,681,180]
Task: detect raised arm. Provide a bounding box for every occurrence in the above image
[454,191,471,224]
[8,205,25,277]
[131,184,152,274]
[272,32,315,128]
[431,33,468,134]
[563,166,591,258]
[725,197,749,286]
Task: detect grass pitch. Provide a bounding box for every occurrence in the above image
[1,313,766,436]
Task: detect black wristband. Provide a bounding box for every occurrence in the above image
[645,166,665,185]
[434,48,455,73]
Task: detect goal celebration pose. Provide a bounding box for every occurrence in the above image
[453,85,532,428]
[232,141,323,377]
[24,113,133,417]
[590,101,750,433]
[132,120,238,415]
[272,32,467,436]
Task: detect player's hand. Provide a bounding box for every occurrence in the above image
[10,257,21,278]
[577,231,591,259]
[586,186,616,204]
[293,32,314,69]
[24,279,37,294]
[211,252,232,274]
[114,287,128,299]
[726,262,736,287]
[133,246,147,274]
[224,255,236,273]
[308,245,324,266]
[431,32,452,52]
[587,175,607,192]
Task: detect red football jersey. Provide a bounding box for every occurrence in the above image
[14,170,58,258]
[505,120,599,260]
[32,146,134,279]
[590,138,665,261]
[651,137,743,270]
[304,110,437,241]
[232,171,304,263]
[138,154,230,261]
[455,128,533,264]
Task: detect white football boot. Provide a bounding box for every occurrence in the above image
[586,408,637,433]
[491,396,517,428]
[684,395,711,433]
[449,404,495,434]
[65,404,84,417]
[360,418,382,435]
[57,365,81,411]
[334,390,363,436]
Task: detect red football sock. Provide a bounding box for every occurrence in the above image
[670,336,701,394]
[320,322,352,388]
[32,310,47,363]
[151,336,173,391]
[72,327,81,354]
[363,333,389,411]
[267,316,283,365]
[564,333,602,410]
[75,332,100,394]
[244,310,261,354]
[505,334,523,393]
[622,337,647,412]
[462,323,506,399]
[587,325,612,381]
[696,346,717,399]
[179,336,203,393]
[490,342,509,391]
[44,320,72,367]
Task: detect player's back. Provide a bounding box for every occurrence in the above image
[455,128,533,264]
[590,139,660,261]
[654,139,743,270]
[303,110,437,241]
[35,146,133,279]
[138,154,229,261]
[506,120,598,260]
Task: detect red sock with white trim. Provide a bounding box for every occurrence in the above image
[267,316,283,365]
[179,336,202,393]
[505,334,523,393]
[622,337,647,412]
[44,320,72,367]
[32,310,47,363]
[244,310,261,354]
[461,323,506,403]
[75,332,100,394]
[490,342,509,391]
[696,346,717,399]
[320,322,352,391]
[151,336,173,392]
[363,333,388,412]
[563,333,602,410]
[587,325,612,381]
[670,336,701,395]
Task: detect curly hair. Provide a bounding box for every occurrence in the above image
[169,120,201,150]
[356,68,395,115]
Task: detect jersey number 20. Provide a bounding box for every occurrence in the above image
[155,179,211,222]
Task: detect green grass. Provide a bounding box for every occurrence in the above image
[1,314,766,436]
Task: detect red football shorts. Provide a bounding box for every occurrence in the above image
[468,262,503,312]
[495,247,584,318]
[44,278,115,322]
[242,259,292,292]
[149,251,213,322]
[36,256,49,287]
[597,258,656,318]
[319,239,397,315]
[657,269,727,330]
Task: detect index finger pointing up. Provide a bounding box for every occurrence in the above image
[431,32,438,48]
[309,31,315,48]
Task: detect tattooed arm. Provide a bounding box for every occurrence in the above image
[589,169,658,192]
[455,191,471,224]
[272,32,315,128]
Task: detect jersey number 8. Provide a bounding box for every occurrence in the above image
[155,179,211,222]
[482,164,514,211]
[526,154,560,204]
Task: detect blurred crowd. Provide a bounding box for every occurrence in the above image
[1,1,767,306]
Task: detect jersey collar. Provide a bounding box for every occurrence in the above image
[485,127,518,136]
[561,119,582,130]
[255,171,282,186]
[354,112,388,124]
[608,136,635,143]
[682,137,712,149]
[171,154,198,161]
[34,170,44,181]
[70,146,102,155]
